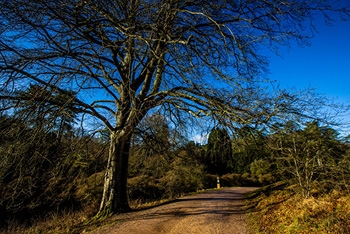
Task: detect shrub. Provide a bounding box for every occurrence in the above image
[75,172,104,204]
[203,174,218,189]
[220,174,244,187]
[250,159,271,175]
[257,173,275,185]
[163,161,205,198]
[128,176,165,202]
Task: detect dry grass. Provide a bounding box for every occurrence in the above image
[247,184,350,234]
[0,204,98,234]
[1,190,202,234]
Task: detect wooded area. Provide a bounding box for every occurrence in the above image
[1,111,350,228]
[0,0,350,230]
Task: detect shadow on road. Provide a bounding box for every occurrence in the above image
[128,187,258,221]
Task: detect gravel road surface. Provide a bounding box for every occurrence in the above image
[88,187,258,234]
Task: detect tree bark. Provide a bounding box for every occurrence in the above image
[97,130,132,218]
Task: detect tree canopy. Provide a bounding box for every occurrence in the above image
[206,127,233,175]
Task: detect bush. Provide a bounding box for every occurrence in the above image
[220,174,244,187]
[128,176,165,202]
[257,173,275,185]
[250,159,271,175]
[218,172,274,187]
[203,174,218,189]
[163,161,205,198]
[75,172,104,204]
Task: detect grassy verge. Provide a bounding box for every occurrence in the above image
[1,204,97,234]
[1,188,214,234]
[246,182,350,234]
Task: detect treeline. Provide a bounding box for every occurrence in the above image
[0,113,106,226]
[1,112,350,228]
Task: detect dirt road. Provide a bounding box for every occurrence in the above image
[88,187,258,234]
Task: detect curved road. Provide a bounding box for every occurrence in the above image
[89,187,258,234]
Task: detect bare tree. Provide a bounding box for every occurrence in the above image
[0,0,348,217]
[269,121,348,198]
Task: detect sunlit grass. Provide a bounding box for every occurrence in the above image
[247,183,350,234]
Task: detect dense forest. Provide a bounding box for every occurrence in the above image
[1,110,349,228]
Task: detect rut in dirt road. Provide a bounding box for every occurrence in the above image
[89,187,258,234]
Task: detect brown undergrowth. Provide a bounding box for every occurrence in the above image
[0,203,99,234]
[1,189,208,234]
[247,182,350,234]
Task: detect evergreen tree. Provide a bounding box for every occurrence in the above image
[206,127,233,175]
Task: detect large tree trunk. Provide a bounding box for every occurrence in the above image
[97,130,132,218]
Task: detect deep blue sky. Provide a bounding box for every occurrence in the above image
[194,5,350,143]
[268,11,350,104]
[194,8,350,143]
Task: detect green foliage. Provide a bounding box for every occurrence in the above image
[269,121,349,197]
[0,114,107,227]
[15,84,79,141]
[218,172,275,187]
[2,109,350,231]
[232,126,269,174]
[163,152,205,198]
[205,127,233,175]
[129,114,174,178]
[128,176,166,202]
[257,174,275,185]
[75,172,105,204]
[250,159,271,175]
[220,174,245,187]
[127,116,206,202]
[128,150,205,202]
